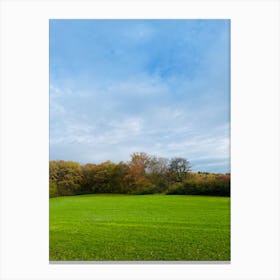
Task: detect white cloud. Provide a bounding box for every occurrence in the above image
[49,20,230,172]
[50,74,230,172]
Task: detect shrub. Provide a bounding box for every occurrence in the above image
[133,183,158,195]
[165,182,185,194]
[166,174,230,196]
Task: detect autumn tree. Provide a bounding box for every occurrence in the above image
[127,152,156,194]
[49,154,205,197]
[49,161,83,196]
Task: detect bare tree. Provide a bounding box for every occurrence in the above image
[169,157,191,182]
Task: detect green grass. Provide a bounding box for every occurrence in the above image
[49,194,230,261]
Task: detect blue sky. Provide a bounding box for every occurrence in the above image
[49,19,230,173]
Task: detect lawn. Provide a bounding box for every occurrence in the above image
[49,194,230,261]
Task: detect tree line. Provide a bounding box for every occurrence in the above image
[49,152,230,197]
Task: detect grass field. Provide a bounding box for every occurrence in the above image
[49,194,230,261]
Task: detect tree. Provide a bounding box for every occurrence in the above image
[82,161,119,193]
[168,157,191,183]
[127,152,155,193]
[49,160,83,196]
[81,163,98,194]
[112,162,131,193]
[129,152,150,174]
[146,156,170,192]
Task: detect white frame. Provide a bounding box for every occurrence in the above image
[0,0,279,279]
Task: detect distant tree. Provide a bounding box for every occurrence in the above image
[88,161,118,193]
[127,152,155,193]
[146,156,170,192]
[112,162,131,193]
[168,157,191,183]
[49,154,230,197]
[146,156,169,174]
[49,161,82,196]
[129,152,150,174]
[81,163,98,194]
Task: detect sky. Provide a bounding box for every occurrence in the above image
[49,19,230,173]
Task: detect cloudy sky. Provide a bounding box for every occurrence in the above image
[49,19,230,173]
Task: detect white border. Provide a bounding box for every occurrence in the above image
[0,0,279,279]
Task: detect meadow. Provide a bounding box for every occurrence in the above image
[49,194,230,261]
